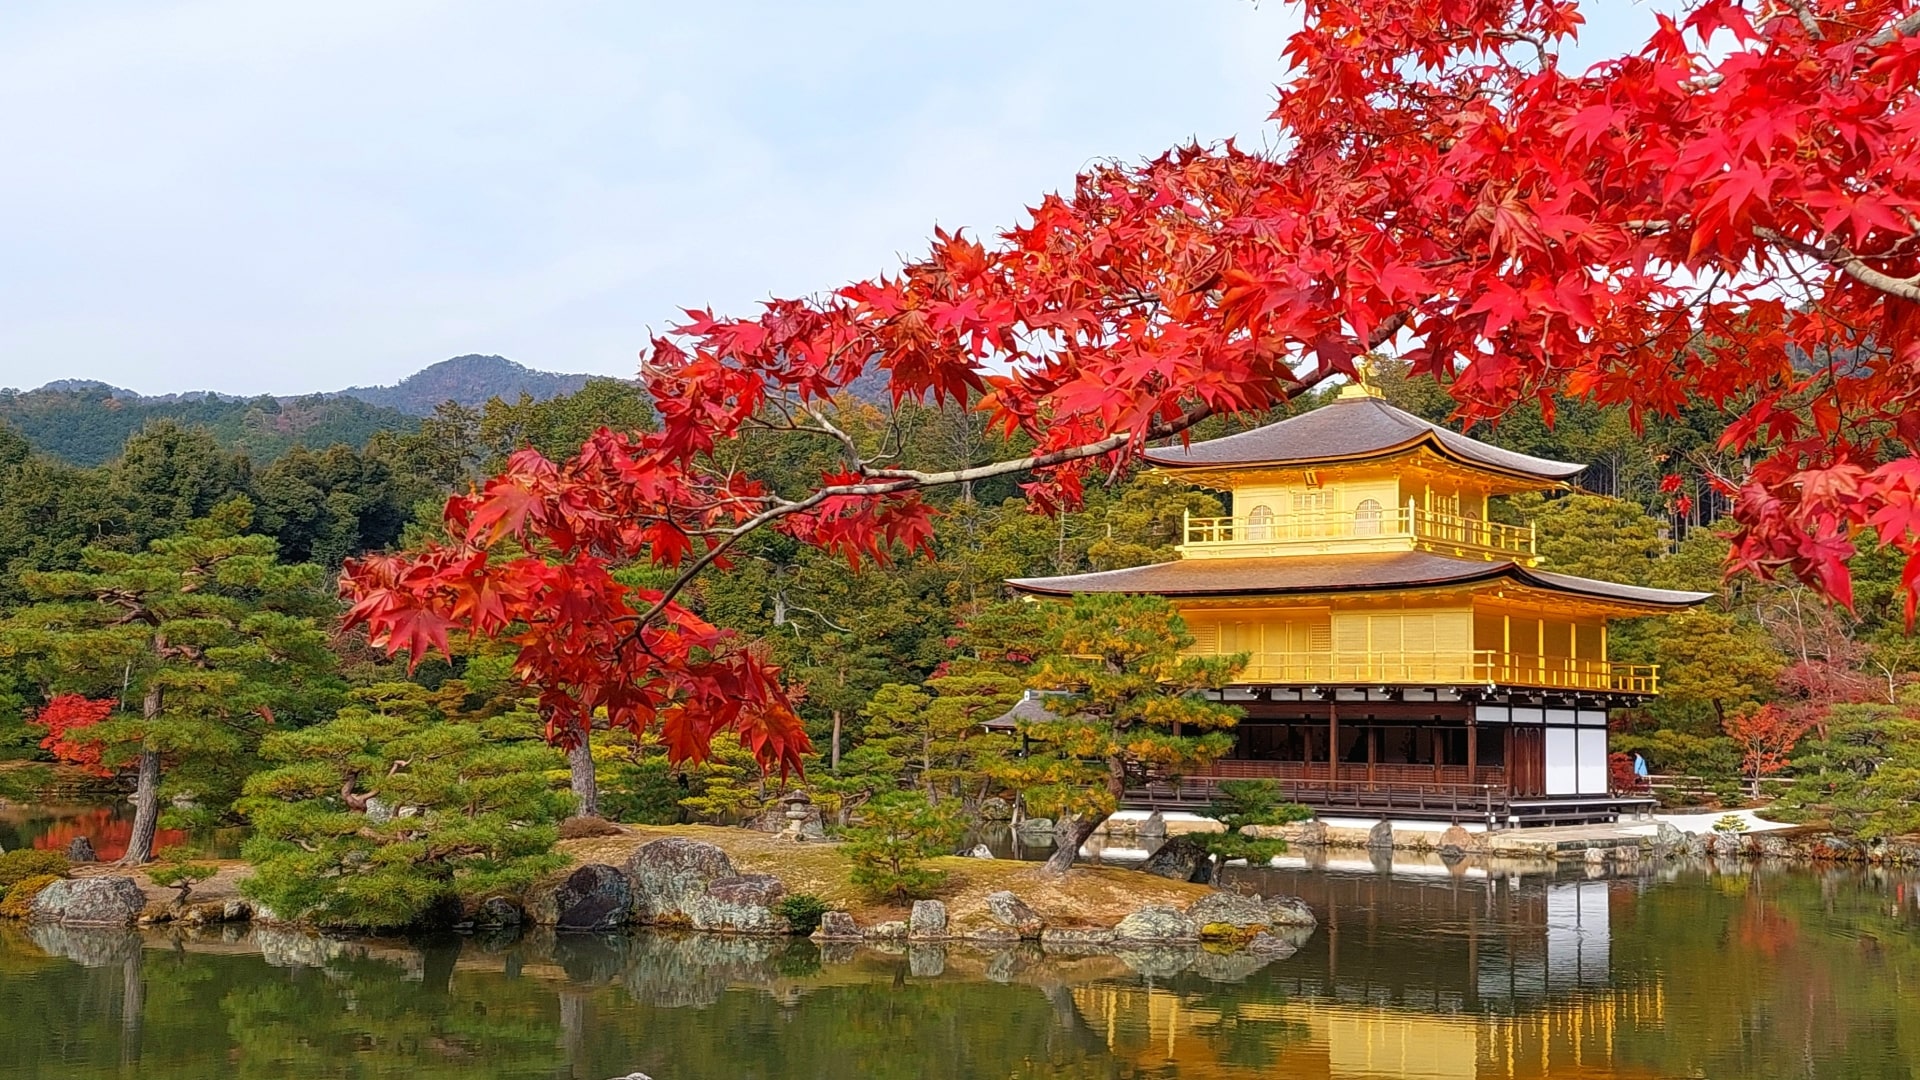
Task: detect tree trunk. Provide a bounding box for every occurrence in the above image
[1041,812,1107,876]
[567,735,600,818]
[831,709,842,771]
[119,681,165,867]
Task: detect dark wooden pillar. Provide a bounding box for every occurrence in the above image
[1328,699,1339,783]
[1366,725,1377,786]
[1466,714,1478,782]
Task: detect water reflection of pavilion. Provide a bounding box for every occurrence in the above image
[1225,862,1636,1012]
[1069,862,1661,1078]
[1070,983,1665,1079]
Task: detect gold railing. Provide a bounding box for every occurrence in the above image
[1183,506,1535,560]
[1221,649,1659,694]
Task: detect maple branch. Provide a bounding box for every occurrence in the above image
[1756,228,1920,302]
[1868,10,1920,47]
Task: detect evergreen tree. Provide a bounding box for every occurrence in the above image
[1001,593,1244,874]
[240,682,570,929]
[0,499,340,863]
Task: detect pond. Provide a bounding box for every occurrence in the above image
[2,856,1916,1079]
[0,801,239,862]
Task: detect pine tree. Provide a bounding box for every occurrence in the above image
[239,682,570,929]
[0,498,340,864]
[1000,593,1244,874]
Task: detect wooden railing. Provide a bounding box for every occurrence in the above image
[1223,649,1659,694]
[1125,771,1512,822]
[1183,505,1535,561]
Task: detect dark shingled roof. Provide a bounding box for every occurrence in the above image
[984,691,1069,731]
[1146,394,1586,481]
[1007,552,1710,610]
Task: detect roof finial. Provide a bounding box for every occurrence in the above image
[1337,353,1386,400]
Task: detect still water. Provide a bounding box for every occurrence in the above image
[2,856,1916,1079]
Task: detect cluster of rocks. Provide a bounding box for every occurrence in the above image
[811,886,1316,959]
[523,837,799,934]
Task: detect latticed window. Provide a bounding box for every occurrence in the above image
[1246,504,1274,540]
[1353,498,1383,536]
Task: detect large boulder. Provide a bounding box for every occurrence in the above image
[30,876,147,927]
[626,838,738,923]
[909,899,948,940]
[1139,811,1167,839]
[813,911,861,940]
[1264,895,1317,927]
[549,864,633,932]
[697,874,789,933]
[1140,834,1214,884]
[1013,817,1056,841]
[1186,891,1318,938]
[1112,905,1198,944]
[1366,821,1394,851]
[1435,825,1477,860]
[984,891,1045,937]
[967,844,995,860]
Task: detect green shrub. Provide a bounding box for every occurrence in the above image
[1204,780,1312,831]
[0,849,69,891]
[1712,814,1750,835]
[845,791,964,901]
[771,893,829,936]
[1197,831,1288,865]
[0,873,61,918]
[148,862,219,905]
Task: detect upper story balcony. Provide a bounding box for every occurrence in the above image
[1181,505,1537,563]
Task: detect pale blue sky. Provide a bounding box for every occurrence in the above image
[0,1,1660,396]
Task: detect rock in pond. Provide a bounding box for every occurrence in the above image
[909,899,948,939]
[626,838,737,922]
[1435,825,1477,859]
[1039,927,1115,952]
[30,877,148,927]
[1186,891,1318,937]
[1112,905,1198,944]
[1140,834,1214,884]
[546,864,633,932]
[1366,821,1394,850]
[1138,810,1167,838]
[813,911,861,941]
[967,844,995,860]
[984,891,1044,937]
[1013,817,1055,841]
[866,920,908,940]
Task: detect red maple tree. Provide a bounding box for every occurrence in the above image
[344,0,1920,773]
[1724,704,1816,794]
[34,694,118,778]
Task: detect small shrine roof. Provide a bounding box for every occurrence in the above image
[1007,552,1709,610]
[1145,394,1586,481]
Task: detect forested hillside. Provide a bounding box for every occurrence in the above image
[332,354,597,416]
[0,385,417,467]
[1,355,609,465]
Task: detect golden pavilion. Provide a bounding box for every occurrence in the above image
[1007,385,1709,826]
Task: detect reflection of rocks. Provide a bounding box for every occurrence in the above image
[817,941,858,965]
[1115,945,1195,979]
[31,876,147,926]
[620,934,782,1008]
[26,923,143,967]
[1192,946,1271,982]
[907,944,946,977]
[1112,906,1198,944]
[254,926,355,969]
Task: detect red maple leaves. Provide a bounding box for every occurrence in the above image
[345,0,1920,771]
[34,695,118,778]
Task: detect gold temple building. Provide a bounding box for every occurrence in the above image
[1008,385,1709,826]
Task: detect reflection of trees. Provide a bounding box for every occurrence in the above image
[29,807,186,861]
[4,871,1917,1080]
